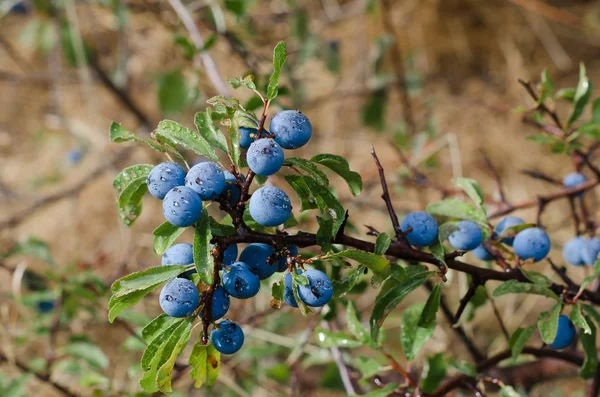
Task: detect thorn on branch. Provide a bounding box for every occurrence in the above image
[521,169,563,185]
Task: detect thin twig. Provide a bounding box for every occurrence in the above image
[483,288,510,343]
[371,147,402,241]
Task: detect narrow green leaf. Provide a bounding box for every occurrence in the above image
[153,222,185,255]
[227,75,257,91]
[284,157,329,187]
[316,216,334,252]
[500,385,525,397]
[311,153,363,196]
[209,216,236,236]
[156,321,193,392]
[540,68,554,99]
[189,343,220,388]
[315,328,363,348]
[577,257,600,296]
[448,359,477,377]
[109,122,163,151]
[346,302,369,344]
[194,108,228,153]
[60,342,109,370]
[292,277,311,317]
[271,276,284,305]
[360,383,398,397]
[566,63,592,128]
[194,211,214,285]
[418,283,442,328]
[370,270,435,342]
[581,304,600,327]
[509,326,536,361]
[421,353,446,393]
[154,120,218,161]
[142,314,181,344]
[493,280,559,301]
[401,303,436,360]
[537,304,562,344]
[592,98,600,123]
[332,266,364,298]
[579,316,597,379]
[113,164,153,227]
[355,356,383,381]
[267,41,287,101]
[426,199,488,236]
[374,233,391,256]
[2,374,30,397]
[303,176,346,235]
[520,269,552,286]
[284,175,319,211]
[570,303,592,335]
[322,250,389,280]
[556,87,576,102]
[453,177,485,214]
[157,69,188,114]
[228,113,241,169]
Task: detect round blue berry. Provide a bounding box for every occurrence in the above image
[162,186,203,227]
[36,300,55,314]
[239,243,275,280]
[240,127,257,149]
[513,227,551,262]
[495,216,525,246]
[563,172,587,197]
[162,243,193,266]
[246,138,284,176]
[206,285,230,321]
[297,269,333,307]
[582,238,600,266]
[219,244,238,266]
[448,221,483,251]
[211,320,244,354]
[270,110,312,149]
[159,278,200,317]
[221,262,260,299]
[277,246,299,272]
[221,171,243,205]
[147,162,186,200]
[563,237,586,266]
[249,186,292,226]
[283,272,298,307]
[473,244,494,261]
[400,212,438,247]
[185,162,226,200]
[549,314,576,350]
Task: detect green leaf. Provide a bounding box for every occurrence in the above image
[227,113,241,169]
[582,304,600,327]
[370,270,435,342]
[267,41,287,101]
[194,109,228,153]
[566,63,592,128]
[10,237,54,265]
[448,359,477,377]
[592,98,600,123]
[374,233,391,256]
[284,157,329,187]
[570,303,592,335]
[142,314,181,344]
[346,302,370,344]
[194,211,214,285]
[284,175,319,212]
[520,269,552,286]
[360,383,398,397]
[577,257,600,296]
[355,356,383,381]
[189,343,221,388]
[210,216,236,236]
[418,283,441,328]
[421,353,446,393]
[153,222,185,255]
[426,199,488,236]
[556,87,576,102]
[453,177,485,214]
[60,342,109,370]
[108,265,186,322]
[322,250,389,280]
[2,374,31,397]
[509,326,536,361]
[401,303,436,360]
[156,321,193,392]
[316,216,334,252]
[227,75,257,91]
[311,154,363,196]
[579,316,597,379]
[332,266,364,298]
[154,120,218,161]
[315,328,363,348]
[493,280,559,301]
[271,276,284,306]
[113,164,153,226]
[158,69,188,114]
[362,88,387,131]
[537,304,562,344]
[291,276,311,317]
[500,385,525,397]
[305,176,346,236]
[540,68,554,99]
[109,122,164,151]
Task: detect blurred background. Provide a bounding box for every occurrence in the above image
[1,0,600,396]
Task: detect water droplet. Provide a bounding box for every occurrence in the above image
[160,176,166,182]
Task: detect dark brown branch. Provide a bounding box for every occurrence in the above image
[371,147,403,242]
[521,169,563,185]
[484,288,510,343]
[482,151,508,204]
[518,79,563,129]
[453,280,481,324]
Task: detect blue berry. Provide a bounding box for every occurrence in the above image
[147,162,186,200]
[283,272,298,307]
[549,314,576,350]
[246,138,284,176]
[159,278,200,317]
[582,238,600,266]
[240,127,257,149]
[448,221,483,251]
[400,212,438,247]
[513,227,551,262]
[277,246,299,272]
[221,171,243,205]
[162,186,203,227]
[185,162,225,200]
[495,216,525,246]
[221,262,260,299]
[206,285,230,321]
[297,269,333,307]
[66,149,83,166]
[563,237,586,266]
[473,244,494,261]
[270,110,312,149]
[249,186,292,226]
[219,244,238,266]
[36,300,55,314]
[563,172,587,196]
[211,320,244,354]
[162,243,193,266]
[239,243,275,280]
